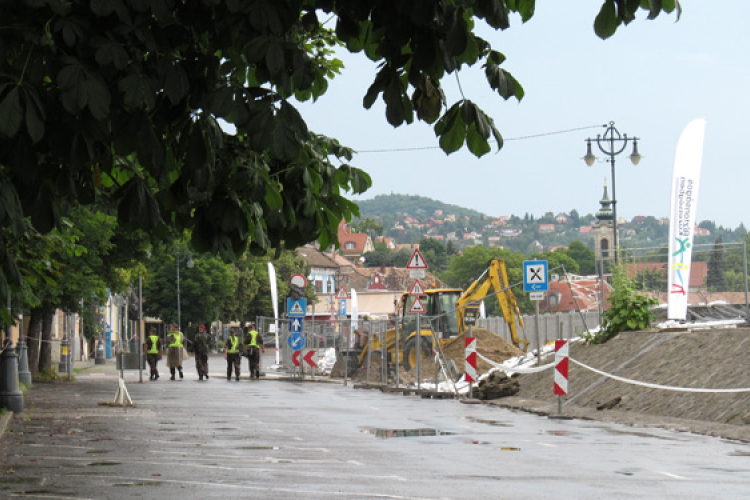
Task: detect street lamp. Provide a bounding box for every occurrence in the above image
[175,250,194,331]
[583,121,642,260]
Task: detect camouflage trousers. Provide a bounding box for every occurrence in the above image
[146,353,160,379]
[226,353,241,380]
[195,353,209,379]
[246,347,261,378]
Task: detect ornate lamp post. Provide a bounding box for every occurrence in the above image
[583,121,642,261]
[175,250,194,332]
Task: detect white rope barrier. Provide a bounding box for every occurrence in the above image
[570,358,750,393]
[476,350,750,394]
[476,351,555,374]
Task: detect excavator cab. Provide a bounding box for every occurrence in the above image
[400,290,462,339]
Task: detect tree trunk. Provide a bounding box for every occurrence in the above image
[39,307,54,373]
[26,308,43,375]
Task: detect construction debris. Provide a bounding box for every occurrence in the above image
[473,371,520,400]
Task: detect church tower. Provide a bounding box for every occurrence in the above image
[593,184,615,264]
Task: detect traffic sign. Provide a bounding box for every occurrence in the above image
[289,318,304,334]
[287,333,305,350]
[287,297,307,317]
[303,350,318,367]
[292,351,301,366]
[336,286,349,300]
[464,306,480,326]
[408,297,426,314]
[290,273,307,288]
[409,279,426,296]
[529,291,545,301]
[409,269,425,279]
[523,260,549,292]
[406,248,428,269]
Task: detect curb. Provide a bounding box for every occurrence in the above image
[0,410,13,442]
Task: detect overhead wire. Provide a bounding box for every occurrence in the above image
[355,123,604,154]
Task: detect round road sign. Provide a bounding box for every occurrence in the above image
[290,273,307,288]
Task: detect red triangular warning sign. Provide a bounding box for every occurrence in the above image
[406,248,428,269]
[409,280,426,296]
[336,287,349,300]
[408,297,426,314]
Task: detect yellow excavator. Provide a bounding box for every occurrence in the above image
[354,258,528,372]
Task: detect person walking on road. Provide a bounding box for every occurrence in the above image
[167,323,185,380]
[244,323,264,379]
[194,324,212,381]
[143,327,162,380]
[225,327,241,381]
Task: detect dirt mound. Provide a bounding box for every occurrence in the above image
[440,327,524,375]
[512,327,750,426]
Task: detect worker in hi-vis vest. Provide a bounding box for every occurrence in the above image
[166,323,185,380]
[244,323,264,380]
[224,327,241,381]
[143,326,162,380]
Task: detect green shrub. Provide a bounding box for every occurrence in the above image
[586,260,657,344]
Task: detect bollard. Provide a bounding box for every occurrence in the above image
[0,340,24,413]
[95,337,106,365]
[58,335,70,373]
[16,338,32,385]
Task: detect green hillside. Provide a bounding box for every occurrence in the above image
[357,194,485,220]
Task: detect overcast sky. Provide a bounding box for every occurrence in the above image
[300,2,747,230]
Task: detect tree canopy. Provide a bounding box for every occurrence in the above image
[0,0,680,322]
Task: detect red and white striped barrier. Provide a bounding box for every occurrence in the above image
[465,337,477,383]
[554,340,569,395]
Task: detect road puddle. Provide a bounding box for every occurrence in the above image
[362,428,456,438]
[465,417,512,427]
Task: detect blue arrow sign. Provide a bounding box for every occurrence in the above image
[289,318,304,334]
[287,333,305,350]
[523,260,549,292]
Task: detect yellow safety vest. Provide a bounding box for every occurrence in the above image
[246,330,259,347]
[147,335,160,354]
[168,331,183,348]
[227,336,239,354]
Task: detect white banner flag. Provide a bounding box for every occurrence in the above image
[267,262,280,364]
[667,119,707,320]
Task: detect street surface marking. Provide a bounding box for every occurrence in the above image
[657,471,688,480]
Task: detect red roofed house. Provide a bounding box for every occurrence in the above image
[623,261,708,292]
[540,276,612,313]
[374,236,397,249]
[338,220,374,260]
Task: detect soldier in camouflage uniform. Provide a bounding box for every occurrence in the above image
[194,324,212,381]
[224,327,242,381]
[244,323,264,379]
[143,327,162,380]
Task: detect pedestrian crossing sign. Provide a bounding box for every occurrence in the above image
[287,298,307,317]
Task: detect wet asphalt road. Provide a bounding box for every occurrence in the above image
[2,355,750,499]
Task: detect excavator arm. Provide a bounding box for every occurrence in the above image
[455,259,528,351]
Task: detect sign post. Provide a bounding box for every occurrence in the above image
[407,250,429,390]
[287,297,306,378]
[465,336,477,399]
[524,260,548,366]
[554,340,569,416]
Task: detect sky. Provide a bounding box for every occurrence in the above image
[300,2,748,230]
